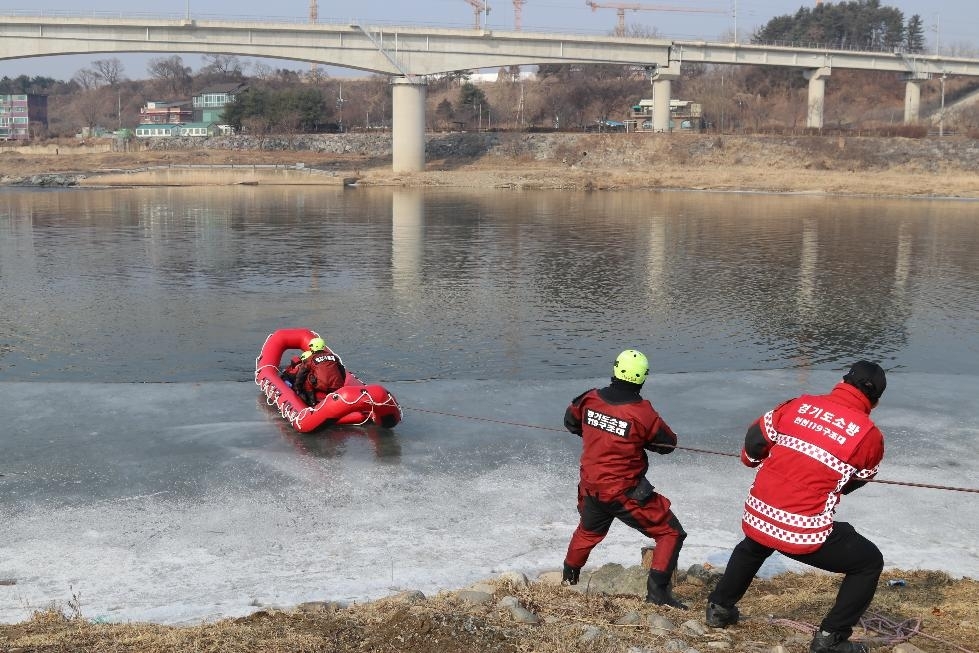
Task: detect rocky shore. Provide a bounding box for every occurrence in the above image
[0,563,975,652]
[2,132,979,198]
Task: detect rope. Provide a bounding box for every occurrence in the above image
[769,610,975,653]
[859,612,922,645]
[403,406,979,494]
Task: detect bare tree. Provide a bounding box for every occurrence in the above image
[73,88,111,132]
[623,23,660,39]
[72,68,102,91]
[92,58,126,87]
[147,55,193,96]
[363,76,391,128]
[200,54,247,79]
[251,62,275,81]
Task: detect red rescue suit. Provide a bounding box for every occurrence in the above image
[295,349,346,404]
[563,380,685,576]
[740,382,884,554]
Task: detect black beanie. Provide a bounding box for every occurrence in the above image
[843,361,887,403]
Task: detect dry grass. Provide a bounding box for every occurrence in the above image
[3,134,979,198]
[0,148,370,176]
[1,569,975,653]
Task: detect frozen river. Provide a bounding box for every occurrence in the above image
[1,186,977,624]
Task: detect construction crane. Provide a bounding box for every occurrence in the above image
[464,0,491,30]
[309,0,319,74]
[513,0,526,30]
[585,1,726,36]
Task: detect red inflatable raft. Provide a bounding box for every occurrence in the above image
[255,328,402,432]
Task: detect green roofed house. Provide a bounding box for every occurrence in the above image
[192,83,247,126]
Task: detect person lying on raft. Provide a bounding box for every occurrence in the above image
[294,337,346,406]
[280,350,311,388]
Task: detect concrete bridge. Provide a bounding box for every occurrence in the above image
[3,13,979,171]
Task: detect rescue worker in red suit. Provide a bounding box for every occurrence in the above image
[562,349,688,609]
[294,337,346,406]
[706,361,887,653]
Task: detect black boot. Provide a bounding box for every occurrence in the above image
[645,571,688,609]
[706,602,739,627]
[562,563,581,586]
[810,630,869,653]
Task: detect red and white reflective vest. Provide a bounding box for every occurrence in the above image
[741,382,884,554]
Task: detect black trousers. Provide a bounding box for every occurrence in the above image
[565,488,685,576]
[708,522,883,637]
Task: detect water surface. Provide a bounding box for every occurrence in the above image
[0,187,976,624]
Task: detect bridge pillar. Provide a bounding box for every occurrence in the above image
[651,63,681,132]
[903,79,923,123]
[391,77,428,173]
[804,67,831,129]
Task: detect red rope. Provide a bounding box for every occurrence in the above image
[404,406,979,494]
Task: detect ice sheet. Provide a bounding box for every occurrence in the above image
[0,371,976,624]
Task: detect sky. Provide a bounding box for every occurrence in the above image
[0,0,977,81]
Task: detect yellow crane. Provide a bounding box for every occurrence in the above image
[585,0,726,36]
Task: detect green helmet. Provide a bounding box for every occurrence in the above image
[308,337,326,352]
[300,350,312,361]
[613,349,649,384]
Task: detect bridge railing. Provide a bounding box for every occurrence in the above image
[751,38,919,54]
[0,9,503,30]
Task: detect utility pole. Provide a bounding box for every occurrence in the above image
[939,72,946,137]
[516,83,525,127]
[731,0,737,43]
[337,82,345,132]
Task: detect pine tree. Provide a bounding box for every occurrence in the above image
[752,0,905,51]
[905,14,926,53]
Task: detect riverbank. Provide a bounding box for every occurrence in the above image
[2,132,979,198]
[0,566,975,653]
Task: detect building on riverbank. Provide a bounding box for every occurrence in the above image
[0,93,47,140]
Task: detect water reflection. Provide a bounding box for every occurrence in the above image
[2,187,978,382]
[391,190,424,298]
[255,395,403,461]
[286,427,403,461]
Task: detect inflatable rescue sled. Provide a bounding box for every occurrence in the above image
[255,328,402,432]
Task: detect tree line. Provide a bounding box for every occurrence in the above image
[754,0,926,52]
[1,0,977,138]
